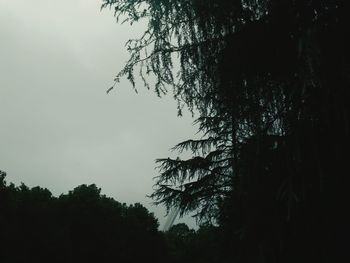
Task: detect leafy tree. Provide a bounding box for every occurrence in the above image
[0,173,167,263]
[165,223,222,263]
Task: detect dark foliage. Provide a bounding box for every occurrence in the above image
[164,223,222,263]
[1,172,224,263]
[0,172,166,263]
[103,0,349,262]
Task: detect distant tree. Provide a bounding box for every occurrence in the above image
[165,223,222,263]
[168,223,193,237]
[165,223,196,263]
[0,173,167,263]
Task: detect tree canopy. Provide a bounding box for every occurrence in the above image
[103,0,349,261]
[1,172,225,263]
[0,173,165,263]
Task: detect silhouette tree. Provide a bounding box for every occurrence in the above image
[103,0,349,262]
[164,223,222,263]
[0,173,167,263]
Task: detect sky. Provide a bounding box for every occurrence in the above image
[0,0,199,229]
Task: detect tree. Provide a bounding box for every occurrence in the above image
[150,113,233,221]
[0,173,167,263]
[165,223,222,263]
[103,1,349,261]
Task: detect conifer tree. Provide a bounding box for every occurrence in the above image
[103,1,349,260]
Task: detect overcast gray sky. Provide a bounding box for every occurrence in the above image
[0,0,198,228]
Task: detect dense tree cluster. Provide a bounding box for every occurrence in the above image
[165,223,222,263]
[1,171,225,263]
[103,0,349,262]
[0,171,165,263]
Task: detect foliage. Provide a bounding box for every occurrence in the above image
[103,0,349,261]
[164,223,221,263]
[0,174,165,263]
[1,173,226,263]
[151,114,233,221]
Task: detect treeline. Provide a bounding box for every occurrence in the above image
[0,171,221,263]
[0,171,164,263]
